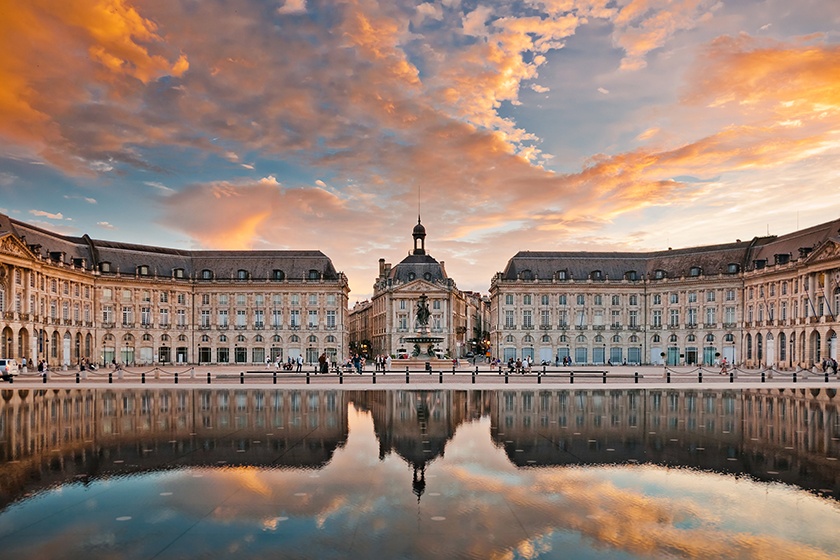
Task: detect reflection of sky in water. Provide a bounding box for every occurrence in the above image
[0,405,838,560]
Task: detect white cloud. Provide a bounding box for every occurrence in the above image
[531,84,550,93]
[97,221,116,229]
[144,181,175,194]
[462,5,494,38]
[277,0,306,15]
[598,87,610,95]
[0,172,17,186]
[30,209,64,220]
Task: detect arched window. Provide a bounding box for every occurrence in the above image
[237,269,249,281]
[142,333,152,342]
[137,265,150,276]
[505,335,515,343]
[272,335,282,343]
[308,269,321,280]
[308,335,317,343]
[687,334,696,342]
[520,269,534,280]
[541,335,551,343]
[779,332,787,361]
[668,334,678,343]
[654,269,667,279]
[625,270,638,281]
[523,334,533,343]
[612,335,621,343]
[558,335,568,343]
[236,335,246,343]
[326,335,336,343]
[590,270,603,281]
[272,269,285,281]
[161,334,170,342]
[594,334,604,343]
[652,334,661,343]
[255,335,264,343]
[219,335,228,342]
[201,335,210,342]
[724,333,734,343]
[629,335,639,343]
[705,334,715,343]
[689,266,702,277]
[201,269,213,280]
[178,335,187,342]
[290,335,300,343]
[575,335,586,343]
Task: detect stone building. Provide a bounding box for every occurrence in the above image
[491,219,840,368]
[0,212,349,368]
[349,218,488,359]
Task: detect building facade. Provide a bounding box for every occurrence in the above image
[349,219,489,359]
[490,219,840,368]
[0,213,349,368]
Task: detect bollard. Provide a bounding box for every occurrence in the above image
[373,369,376,385]
[793,370,797,383]
[141,372,146,384]
[306,370,310,385]
[439,369,443,384]
[634,371,639,384]
[240,371,244,384]
[570,370,574,384]
[406,367,410,384]
[666,369,671,383]
[538,370,542,384]
[505,369,509,384]
[43,372,47,384]
[452,365,456,376]
[274,371,278,385]
[472,368,476,384]
[175,371,179,384]
[207,371,211,384]
[698,369,702,384]
[109,372,113,384]
[339,369,342,385]
[498,365,502,376]
[761,370,765,383]
[602,370,607,384]
[76,372,80,384]
[826,370,830,383]
[729,370,734,383]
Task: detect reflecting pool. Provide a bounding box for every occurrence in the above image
[0,388,839,559]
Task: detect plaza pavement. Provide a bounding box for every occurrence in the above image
[6,361,840,391]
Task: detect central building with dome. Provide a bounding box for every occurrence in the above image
[349,218,487,360]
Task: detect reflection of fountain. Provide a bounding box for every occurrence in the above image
[403,293,443,357]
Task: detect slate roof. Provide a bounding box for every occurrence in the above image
[0,212,342,281]
[387,253,448,284]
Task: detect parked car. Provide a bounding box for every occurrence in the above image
[0,359,19,381]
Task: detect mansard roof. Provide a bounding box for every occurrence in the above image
[500,240,754,281]
[0,212,341,281]
[387,253,447,284]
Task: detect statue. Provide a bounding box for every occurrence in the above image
[416,293,431,328]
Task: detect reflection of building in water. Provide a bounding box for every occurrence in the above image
[351,390,491,500]
[489,388,840,493]
[0,388,348,506]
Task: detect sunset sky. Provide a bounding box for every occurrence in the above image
[1,0,839,301]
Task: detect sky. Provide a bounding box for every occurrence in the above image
[1,0,839,302]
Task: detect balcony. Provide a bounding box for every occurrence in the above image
[271,324,282,330]
[593,325,605,330]
[307,325,319,330]
[325,325,337,330]
[290,325,300,330]
[141,323,152,329]
[628,325,642,331]
[234,325,247,330]
[504,324,517,330]
[102,322,115,329]
[574,325,588,330]
[650,325,662,330]
[217,325,229,330]
[702,323,716,329]
[723,322,736,329]
[199,325,210,331]
[254,324,265,330]
[122,323,135,328]
[667,324,680,329]
[539,325,551,330]
[610,325,622,330]
[522,325,534,330]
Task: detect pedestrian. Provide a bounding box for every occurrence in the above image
[385,354,391,372]
[720,357,728,375]
[296,355,303,372]
[318,352,328,374]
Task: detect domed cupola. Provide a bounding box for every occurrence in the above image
[412,215,426,255]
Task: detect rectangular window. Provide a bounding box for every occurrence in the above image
[142,290,151,302]
[327,294,336,306]
[687,307,697,326]
[433,299,441,310]
[541,295,549,306]
[540,309,550,327]
[706,290,715,302]
[177,309,186,326]
[652,310,662,327]
[576,294,585,305]
[504,310,515,328]
[559,295,567,306]
[669,293,679,304]
[141,306,151,326]
[291,294,300,305]
[505,294,514,305]
[669,309,679,327]
[400,299,406,310]
[399,314,407,330]
[308,310,318,327]
[177,293,186,305]
[593,310,604,326]
[159,308,169,326]
[159,291,168,303]
[653,294,661,305]
[629,295,638,306]
[103,306,113,324]
[309,294,317,305]
[705,307,715,325]
[781,301,787,321]
[768,303,775,321]
[558,310,568,328]
[122,306,133,325]
[272,309,282,327]
[200,309,211,327]
[218,309,228,327]
[290,309,300,327]
[523,295,532,305]
[219,294,229,306]
[725,289,735,301]
[326,309,336,328]
[576,310,586,326]
[611,310,620,327]
[254,309,264,328]
[594,295,602,306]
[237,294,246,306]
[724,306,735,324]
[202,294,210,305]
[522,310,532,328]
[255,294,264,307]
[217,348,230,363]
[236,309,247,327]
[272,294,282,306]
[629,310,638,327]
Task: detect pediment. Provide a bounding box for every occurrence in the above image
[805,238,840,263]
[0,233,38,260]
[390,279,443,294]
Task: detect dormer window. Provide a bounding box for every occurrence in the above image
[308,269,321,280]
[173,268,185,279]
[99,262,111,273]
[753,259,767,270]
[556,270,567,280]
[590,270,603,281]
[424,272,432,281]
[201,269,213,280]
[272,269,285,281]
[774,253,790,265]
[137,265,150,276]
[654,269,666,280]
[237,269,249,281]
[726,263,740,274]
[520,269,534,281]
[689,266,701,277]
[625,270,638,281]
